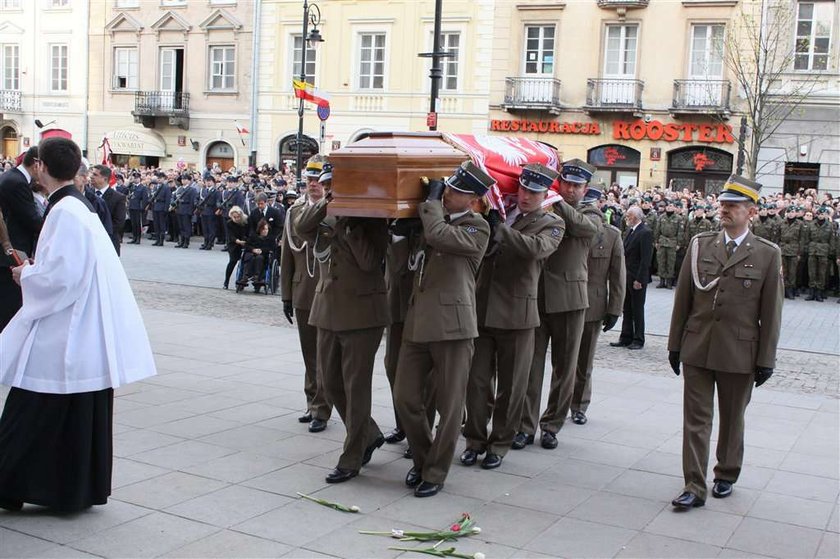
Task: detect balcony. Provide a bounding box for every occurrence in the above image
[131,91,190,130]
[584,78,644,112]
[672,80,731,118]
[0,90,22,113]
[597,0,649,6]
[501,77,563,114]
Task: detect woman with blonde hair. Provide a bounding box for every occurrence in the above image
[223,205,249,289]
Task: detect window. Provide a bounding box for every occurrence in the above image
[2,45,19,90]
[604,24,638,77]
[209,0,237,4]
[795,2,833,71]
[49,0,69,7]
[113,47,138,90]
[689,24,725,77]
[292,35,316,80]
[358,33,385,89]
[0,0,21,9]
[440,32,460,90]
[115,0,139,7]
[524,25,555,75]
[50,44,68,92]
[209,46,235,90]
[161,0,187,6]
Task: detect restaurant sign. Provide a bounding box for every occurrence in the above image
[613,120,735,144]
[489,120,601,135]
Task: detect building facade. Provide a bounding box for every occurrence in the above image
[255,0,495,169]
[87,0,256,171]
[0,0,89,160]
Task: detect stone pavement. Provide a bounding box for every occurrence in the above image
[1,303,838,558]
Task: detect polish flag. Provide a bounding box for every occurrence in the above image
[292,80,330,108]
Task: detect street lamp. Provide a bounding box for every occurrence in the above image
[295,0,324,190]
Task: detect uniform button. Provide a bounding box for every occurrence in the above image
[715,317,721,322]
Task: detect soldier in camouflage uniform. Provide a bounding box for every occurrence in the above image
[779,206,805,300]
[766,203,783,244]
[751,204,773,241]
[685,204,715,242]
[654,199,683,289]
[805,206,833,301]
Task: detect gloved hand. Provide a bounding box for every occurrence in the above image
[283,300,294,324]
[390,218,422,237]
[754,367,773,387]
[485,209,502,235]
[669,351,681,376]
[425,179,446,202]
[602,314,619,332]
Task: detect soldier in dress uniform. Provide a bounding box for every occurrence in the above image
[166,179,179,243]
[294,169,390,485]
[175,175,198,249]
[280,162,331,433]
[149,179,172,246]
[668,175,783,510]
[393,161,492,498]
[655,199,683,289]
[513,159,600,451]
[460,164,564,470]
[126,179,149,244]
[570,185,625,425]
[805,206,834,301]
[198,176,220,250]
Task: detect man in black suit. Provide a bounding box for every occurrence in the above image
[90,165,126,255]
[0,146,43,331]
[248,193,284,242]
[613,205,653,349]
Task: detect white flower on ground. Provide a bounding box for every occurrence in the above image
[391,529,404,538]
[471,527,482,534]
[350,505,360,512]
[474,553,486,559]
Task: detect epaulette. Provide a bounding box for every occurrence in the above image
[606,223,621,234]
[541,211,562,223]
[696,231,717,237]
[753,236,780,250]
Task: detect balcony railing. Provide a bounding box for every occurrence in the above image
[597,0,649,7]
[0,90,22,112]
[502,77,563,112]
[672,79,731,114]
[132,91,190,117]
[584,78,644,111]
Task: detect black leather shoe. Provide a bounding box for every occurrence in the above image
[298,412,312,423]
[481,453,503,469]
[384,428,406,444]
[671,491,705,509]
[403,447,413,459]
[610,341,630,347]
[460,448,483,466]
[0,499,23,512]
[308,418,327,433]
[712,480,733,498]
[511,432,534,450]
[414,481,443,498]
[541,431,558,449]
[571,411,587,425]
[405,467,421,487]
[362,433,385,466]
[326,467,357,484]
[627,343,644,350]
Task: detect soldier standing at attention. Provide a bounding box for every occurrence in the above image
[779,205,804,299]
[750,204,773,241]
[461,164,564,470]
[175,175,198,249]
[198,176,220,250]
[805,206,833,301]
[394,161,492,498]
[513,159,600,451]
[150,180,172,247]
[294,171,390,485]
[126,179,149,244]
[668,175,782,510]
[655,199,682,289]
[570,185,625,425]
[686,204,714,243]
[766,203,783,244]
[280,160,331,433]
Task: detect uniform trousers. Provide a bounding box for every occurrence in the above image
[571,320,602,414]
[657,246,677,279]
[317,326,383,472]
[395,338,474,485]
[464,327,534,456]
[808,255,828,289]
[167,211,179,241]
[200,215,216,247]
[782,256,798,289]
[129,209,144,241]
[520,309,586,436]
[297,307,331,421]
[682,365,754,501]
[177,214,192,244]
[152,211,168,242]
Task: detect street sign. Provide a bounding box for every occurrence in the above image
[426,112,438,128]
[317,105,330,121]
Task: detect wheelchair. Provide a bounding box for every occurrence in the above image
[235,248,279,295]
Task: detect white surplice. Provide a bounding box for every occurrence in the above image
[0,193,156,393]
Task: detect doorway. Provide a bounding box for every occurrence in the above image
[1,126,17,159]
[588,144,641,190]
[783,162,820,195]
[206,141,235,172]
[666,146,733,195]
[160,47,185,110]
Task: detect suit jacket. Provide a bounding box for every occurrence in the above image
[585,223,626,323]
[624,222,654,284]
[539,200,600,314]
[476,209,564,330]
[668,231,783,374]
[248,206,284,240]
[295,198,390,331]
[402,201,490,343]
[280,201,320,311]
[101,187,126,254]
[0,167,42,261]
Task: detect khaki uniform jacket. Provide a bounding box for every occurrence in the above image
[540,201,600,314]
[280,201,320,310]
[668,231,783,374]
[386,232,420,324]
[779,219,804,257]
[295,198,390,331]
[402,200,490,343]
[584,223,626,323]
[476,209,564,330]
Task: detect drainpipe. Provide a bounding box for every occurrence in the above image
[248,0,261,168]
[81,0,90,157]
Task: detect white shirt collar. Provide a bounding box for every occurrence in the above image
[17,165,31,184]
[724,229,749,248]
[448,209,470,221]
[96,186,109,196]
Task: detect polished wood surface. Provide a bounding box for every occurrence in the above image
[328,132,468,218]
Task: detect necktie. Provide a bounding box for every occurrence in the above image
[726,240,737,258]
[96,190,103,197]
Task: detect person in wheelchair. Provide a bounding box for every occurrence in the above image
[237,218,274,290]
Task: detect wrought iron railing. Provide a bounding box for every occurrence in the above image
[503,77,562,108]
[132,91,190,117]
[0,90,22,112]
[585,78,644,110]
[672,79,731,111]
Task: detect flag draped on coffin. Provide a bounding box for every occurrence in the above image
[443,134,561,217]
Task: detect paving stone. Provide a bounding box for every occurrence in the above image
[129,440,237,470]
[749,492,835,530]
[616,532,722,558]
[568,492,667,530]
[817,531,840,559]
[523,517,636,558]
[112,457,170,489]
[112,429,185,458]
[113,471,227,509]
[181,451,291,484]
[163,529,293,558]
[765,470,840,503]
[149,414,243,439]
[468,502,559,548]
[241,463,333,498]
[232,500,357,548]
[537,457,626,490]
[645,507,743,547]
[725,517,823,558]
[603,468,685,503]
[166,485,290,528]
[494,479,594,517]
[0,527,60,558]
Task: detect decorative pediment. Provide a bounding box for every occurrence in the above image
[0,21,25,35]
[151,10,192,38]
[105,12,143,36]
[198,9,243,33]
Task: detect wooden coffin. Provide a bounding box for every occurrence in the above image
[328,132,468,218]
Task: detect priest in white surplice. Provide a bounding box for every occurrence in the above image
[0,137,156,513]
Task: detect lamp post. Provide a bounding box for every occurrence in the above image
[418,0,454,132]
[295,0,324,190]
